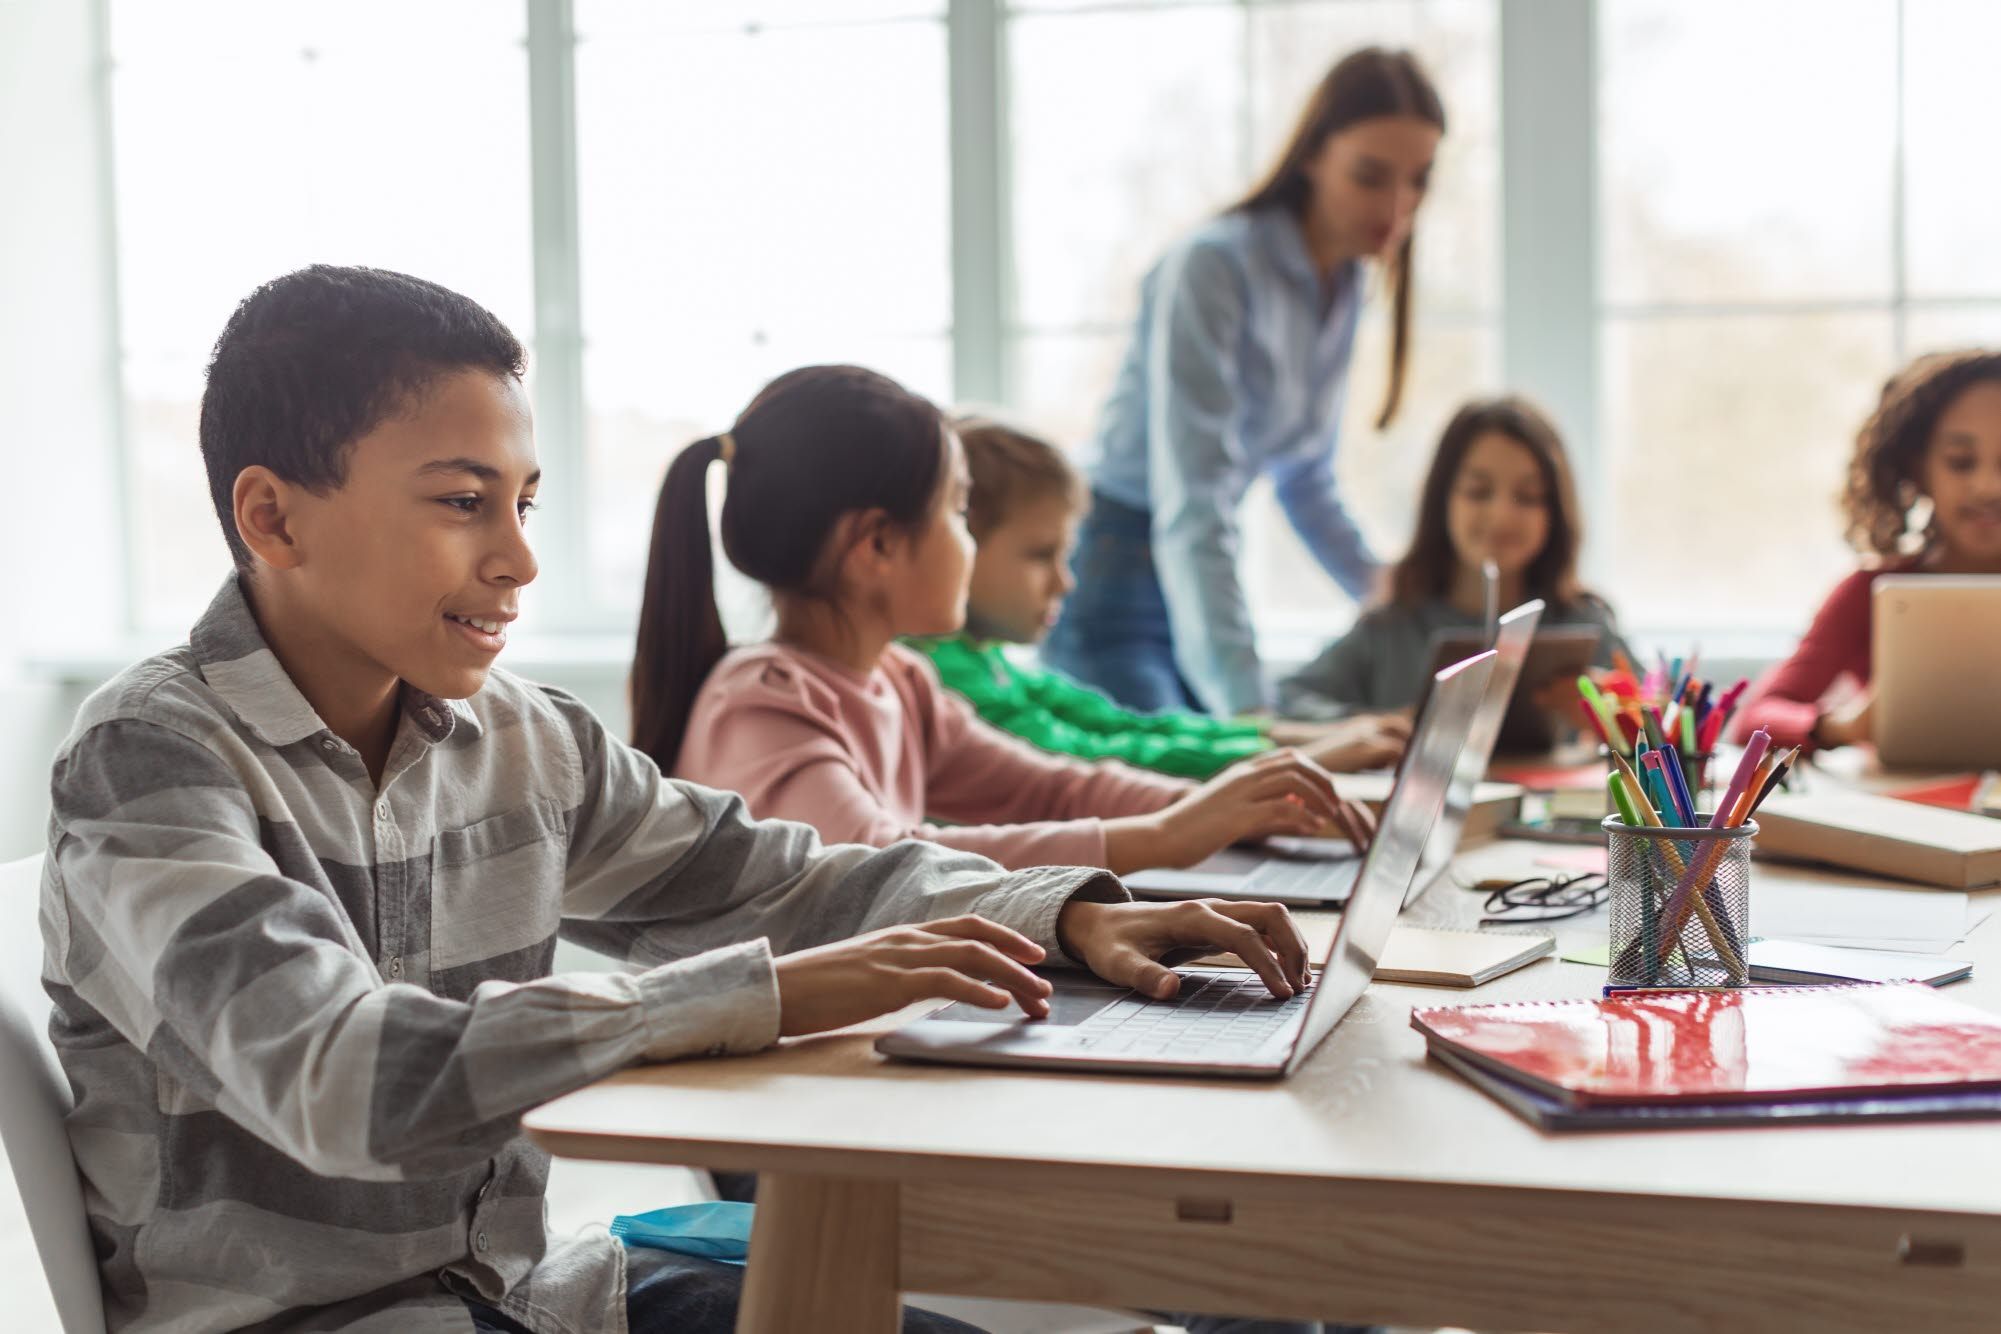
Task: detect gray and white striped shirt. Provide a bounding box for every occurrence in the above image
[42,577,1122,1333]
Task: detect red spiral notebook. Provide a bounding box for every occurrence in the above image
[1411,983,2001,1108]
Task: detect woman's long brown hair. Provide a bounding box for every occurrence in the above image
[1233,47,1445,430]
[1387,396,1593,611]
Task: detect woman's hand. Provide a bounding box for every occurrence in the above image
[1103,748,1376,873]
[773,916,1052,1036]
[1055,897,1312,1000]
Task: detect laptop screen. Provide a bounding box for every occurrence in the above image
[1284,650,1495,1072]
[1412,599,1545,895]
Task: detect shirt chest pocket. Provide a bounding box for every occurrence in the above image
[429,799,569,986]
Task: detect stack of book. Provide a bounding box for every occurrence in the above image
[1413,983,2001,1131]
[1755,791,2001,889]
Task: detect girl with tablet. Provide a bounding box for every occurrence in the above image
[1278,395,1617,721]
[1734,349,2001,751]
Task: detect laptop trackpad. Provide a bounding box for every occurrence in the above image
[927,982,1127,1027]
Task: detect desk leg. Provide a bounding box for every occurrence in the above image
[736,1172,900,1333]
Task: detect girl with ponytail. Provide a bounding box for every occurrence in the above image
[632,364,1377,876]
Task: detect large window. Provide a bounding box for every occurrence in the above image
[1007,0,1501,639]
[89,0,2001,654]
[574,2,954,609]
[1598,0,2001,631]
[107,0,533,631]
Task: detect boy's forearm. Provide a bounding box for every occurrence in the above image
[56,850,781,1182]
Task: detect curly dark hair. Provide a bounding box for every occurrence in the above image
[1844,350,2001,558]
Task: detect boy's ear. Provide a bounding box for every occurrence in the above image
[233,466,305,571]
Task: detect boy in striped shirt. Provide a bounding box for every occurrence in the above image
[40,266,1310,1334]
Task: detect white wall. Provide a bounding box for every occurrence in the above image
[1,0,127,860]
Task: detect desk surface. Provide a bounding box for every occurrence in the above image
[525,839,2001,1220]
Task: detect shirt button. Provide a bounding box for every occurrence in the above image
[475,1230,488,1252]
[375,800,390,822]
[321,738,337,752]
[389,955,403,978]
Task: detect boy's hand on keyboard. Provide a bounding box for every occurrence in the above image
[1055,899,1312,1002]
[774,916,1052,1035]
[1110,748,1371,871]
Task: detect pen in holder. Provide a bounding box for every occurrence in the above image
[1599,746,1716,811]
[1603,814,1756,988]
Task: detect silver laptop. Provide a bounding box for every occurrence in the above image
[1123,601,1543,906]
[875,652,1494,1078]
[1410,599,1543,900]
[1873,576,2001,769]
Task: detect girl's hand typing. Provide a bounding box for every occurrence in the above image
[773,915,1052,1035]
[1104,748,1375,872]
[1813,692,1873,749]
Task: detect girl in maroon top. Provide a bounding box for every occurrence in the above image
[1734,350,2001,751]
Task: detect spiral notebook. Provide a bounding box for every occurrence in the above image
[1411,982,2001,1108]
[1428,1046,2001,1131]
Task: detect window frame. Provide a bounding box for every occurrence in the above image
[88,0,1991,656]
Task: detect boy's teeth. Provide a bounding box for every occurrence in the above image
[450,615,503,634]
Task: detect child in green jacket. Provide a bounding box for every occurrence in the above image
[911,416,1407,778]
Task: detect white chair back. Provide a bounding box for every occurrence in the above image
[0,853,107,1333]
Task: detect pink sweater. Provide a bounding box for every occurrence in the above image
[675,642,1190,869]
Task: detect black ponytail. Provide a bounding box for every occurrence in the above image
[630,365,948,772]
[631,434,729,770]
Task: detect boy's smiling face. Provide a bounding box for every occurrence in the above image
[245,369,541,705]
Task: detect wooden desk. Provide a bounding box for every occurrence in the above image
[525,842,2001,1332]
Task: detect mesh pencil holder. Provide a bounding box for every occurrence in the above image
[1602,815,1758,988]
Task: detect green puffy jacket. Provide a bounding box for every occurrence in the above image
[909,635,1270,779]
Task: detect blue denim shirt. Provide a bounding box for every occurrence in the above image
[1080,206,1373,714]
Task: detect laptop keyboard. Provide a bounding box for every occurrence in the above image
[1240,856,1361,901]
[1065,969,1311,1062]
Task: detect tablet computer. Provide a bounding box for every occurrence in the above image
[1420,626,1603,754]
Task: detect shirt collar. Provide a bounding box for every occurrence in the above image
[189,576,476,749]
[1251,207,1318,288]
[1249,206,1362,304]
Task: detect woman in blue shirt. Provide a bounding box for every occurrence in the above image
[1044,47,1446,716]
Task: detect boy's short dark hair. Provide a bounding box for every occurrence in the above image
[952,414,1088,538]
[199,264,528,569]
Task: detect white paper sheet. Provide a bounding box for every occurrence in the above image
[1751,882,1971,953]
